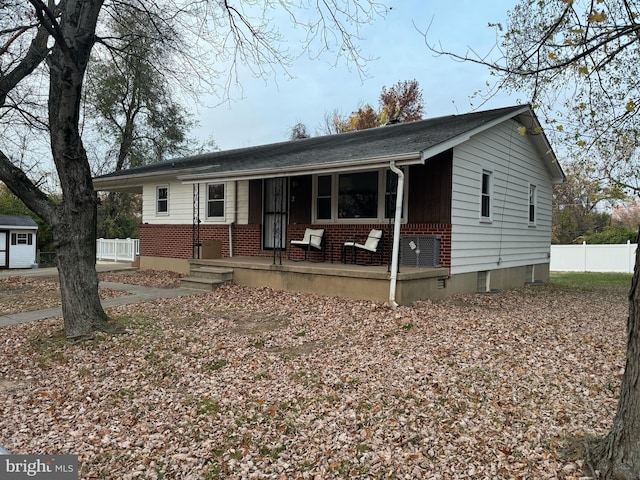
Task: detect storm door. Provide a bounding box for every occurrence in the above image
[263,178,288,253]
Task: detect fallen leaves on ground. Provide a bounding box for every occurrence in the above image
[0,270,182,315]
[0,276,627,479]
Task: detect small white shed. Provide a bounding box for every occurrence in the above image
[0,215,38,269]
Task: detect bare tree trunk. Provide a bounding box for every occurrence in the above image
[45,0,109,339]
[592,238,640,479]
[53,203,110,339]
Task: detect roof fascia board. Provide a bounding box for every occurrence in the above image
[178,152,422,183]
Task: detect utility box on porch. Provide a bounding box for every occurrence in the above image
[199,239,222,259]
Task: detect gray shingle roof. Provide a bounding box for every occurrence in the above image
[0,215,38,228]
[94,105,533,183]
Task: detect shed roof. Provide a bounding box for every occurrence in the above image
[93,104,564,192]
[0,215,38,228]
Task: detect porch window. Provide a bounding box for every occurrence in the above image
[316,175,332,220]
[156,186,168,215]
[207,183,225,218]
[528,184,537,224]
[313,169,406,222]
[11,233,32,245]
[385,168,404,219]
[338,171,378,219]
[480,171,492,220]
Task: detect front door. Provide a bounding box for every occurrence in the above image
[0,231,7,268]
[263,178,287,250]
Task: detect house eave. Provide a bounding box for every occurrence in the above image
[178,152,423,183]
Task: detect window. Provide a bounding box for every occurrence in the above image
[156,186,168,214]
[207,183,225,218]
[481,171,492,220]
[338,171,378,219]
[528,184,537,224]
[385,168,404,219]
[11,233,32,245]
[316,175,332,220]
[313,169,406,222]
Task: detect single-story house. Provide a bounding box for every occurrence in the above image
[0,215,38,269]
[93,104,565,304]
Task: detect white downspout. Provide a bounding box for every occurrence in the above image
[388,161,404,309]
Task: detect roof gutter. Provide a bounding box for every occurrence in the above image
[388,161,405,309]
[178,152,422,183]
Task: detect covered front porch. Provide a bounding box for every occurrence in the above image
[185,256,450,305]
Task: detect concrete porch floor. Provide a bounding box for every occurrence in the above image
[189,256,449,305]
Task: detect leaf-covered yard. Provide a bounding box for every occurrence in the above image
[0,274,627,479]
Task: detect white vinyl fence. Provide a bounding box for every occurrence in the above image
[550,241,637,273]
[96,238,139,262]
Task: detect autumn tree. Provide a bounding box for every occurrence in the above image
[0,0,388,339]
[427,1,640,477]
[327,78,424,133]
[552,161,624,244]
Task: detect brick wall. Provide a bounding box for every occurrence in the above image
[140,222,451,267]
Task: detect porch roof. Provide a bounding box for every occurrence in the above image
[93,104,564,191]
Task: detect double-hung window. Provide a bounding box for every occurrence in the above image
[207,183,225,219]
[156,186,168,215]
[480,170,492,220]
[528,184,537,224]
[316,175,332,220]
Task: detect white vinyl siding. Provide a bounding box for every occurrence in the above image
[450,119,553,275]
[142,181,242,224]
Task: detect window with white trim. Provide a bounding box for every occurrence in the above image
[207,183,225,218]
[156,186,168,214]
[316,175,332,220]
[313,169,406,222]
[480,170,492,220]
[528,184,537,224]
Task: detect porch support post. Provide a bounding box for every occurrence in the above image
[388,161,404,308]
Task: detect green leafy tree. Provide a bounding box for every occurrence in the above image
[0,0,388,339]
[0,184,53,253]
[552,161,624,244]
[85,5,196,240]
[427,1,640,476]
[584,225,637,244]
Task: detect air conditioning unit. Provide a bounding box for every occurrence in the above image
[400,235,441,268]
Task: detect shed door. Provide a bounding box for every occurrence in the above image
[0,231,7,268]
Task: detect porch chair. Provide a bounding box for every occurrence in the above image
[342,229,384,265]
[289,228,325,262]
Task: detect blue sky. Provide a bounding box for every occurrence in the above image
[193,1,520,151]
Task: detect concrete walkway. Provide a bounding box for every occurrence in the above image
[0,262,202,327]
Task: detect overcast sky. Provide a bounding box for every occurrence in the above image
[192,1,521,151]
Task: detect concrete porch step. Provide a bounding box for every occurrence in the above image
[190,266,234,282]
[180,277,227,291]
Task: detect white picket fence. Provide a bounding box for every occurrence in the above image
[96,238,139,262]
[550,241,637,273]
